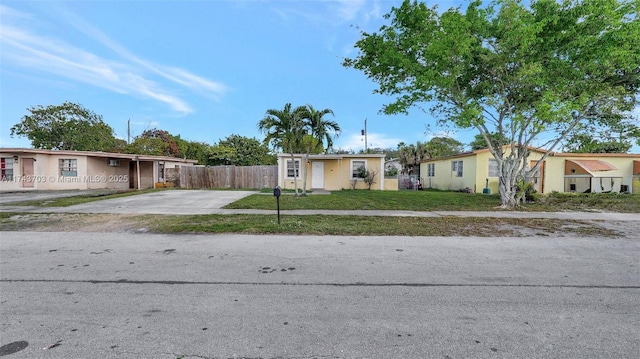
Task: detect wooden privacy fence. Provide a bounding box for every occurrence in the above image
[166,165,277,189]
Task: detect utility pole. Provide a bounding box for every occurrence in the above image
[127,119,131,144]
[361,118,368,153]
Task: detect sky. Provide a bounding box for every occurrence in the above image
[0,0,474,153]
[0,0,637,154]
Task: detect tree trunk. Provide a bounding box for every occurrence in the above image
[301,152,310,196]
[289,152,299,197]
[498,158,522,209]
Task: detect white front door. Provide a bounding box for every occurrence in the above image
[311,161,324,189]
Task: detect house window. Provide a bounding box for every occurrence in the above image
[351,160,366,179]
[1,158,14,181]
[286,160,300,178]
[452,160,463,177]
[488,159,499,177]
[59,159,78,177]
[427,163,435,177]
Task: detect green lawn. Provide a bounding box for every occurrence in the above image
[226,189,640,213]
[226,189,504,211]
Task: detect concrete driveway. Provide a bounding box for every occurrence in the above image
[1,190,257,215]
[66,190,257,214]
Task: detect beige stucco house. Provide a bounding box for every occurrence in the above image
[419,147,640,194]
[0,148,197,191]
[276,153,396,191]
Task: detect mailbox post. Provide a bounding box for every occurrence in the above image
[273,186,282,224]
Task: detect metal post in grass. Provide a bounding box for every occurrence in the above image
[483,178,491,194]
[273,186,282,225]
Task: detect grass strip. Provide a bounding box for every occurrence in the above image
[226,190,640,213]
[226,190,504,211]
[0,213,621,237]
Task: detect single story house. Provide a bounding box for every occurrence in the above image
[419,147,640,194]
[0,148,197,191]
[276,153,395,191]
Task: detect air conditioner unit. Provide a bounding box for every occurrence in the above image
[107,159,120,167]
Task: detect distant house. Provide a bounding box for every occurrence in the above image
[276,153,395,191]
[419,147,640,194]
[0,148,197,191]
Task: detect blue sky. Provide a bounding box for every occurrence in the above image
[0,0,474,153]
[1,1,637,153]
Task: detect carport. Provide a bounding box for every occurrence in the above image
[564,159,623,193]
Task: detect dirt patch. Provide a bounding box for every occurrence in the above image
[0,213,150,233]
[588,219,640,238]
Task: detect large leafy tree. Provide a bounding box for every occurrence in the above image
[10,102,122,151]
[344,0,640,208]
[470,133,508,150]
[563,115,640,153]
[423,137,464,159]
[208,144,236,166]
[214,134,276,166]
[258,103,307,196]
[125,128,181,157]
[298,105,341,195]
[183,141,213,165]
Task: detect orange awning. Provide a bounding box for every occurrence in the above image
[567,160,617,174]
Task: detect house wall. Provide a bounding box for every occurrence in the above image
[278,156,306,191]
[473,151,494,194]
[277,155,386,191]
[421,149,548,193]
[383,177,399,191]
[45,154,89,190]
[0,153,126,191]
[420,155,478,192]
[86,157,130,190]
[0,153,46,190]
[129,160,168,189]
[476,150,547,194]
[319,159,340,190]
[139,162,155,189]
[1,150,197,192]
[337,157,384,190]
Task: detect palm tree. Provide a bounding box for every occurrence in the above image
[398,141,427,175]
[299,104,341,195]
[258,103,306,196]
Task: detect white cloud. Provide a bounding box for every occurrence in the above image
[0,5,228,114]
[336,131,402,152]
[335,0,366,21]
[60,9,229,100]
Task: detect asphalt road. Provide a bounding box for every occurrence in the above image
[1,232,638,358]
